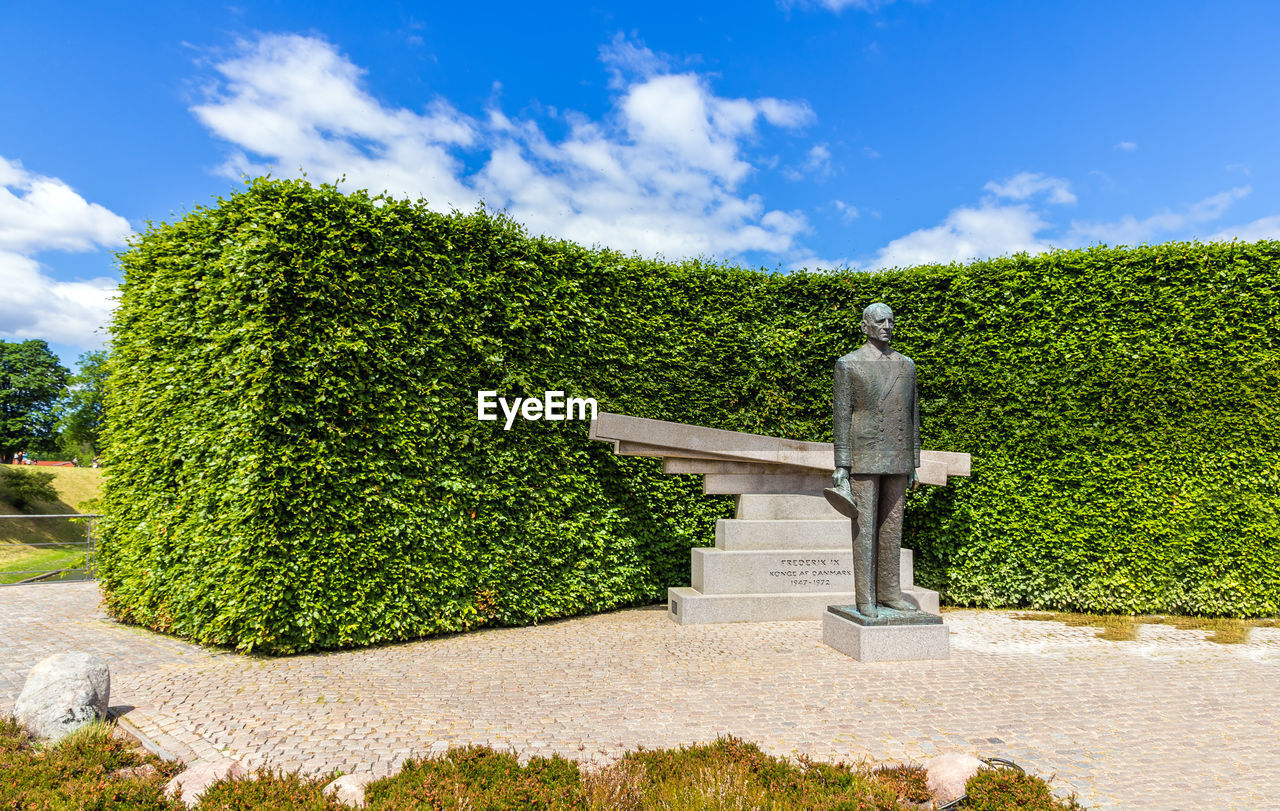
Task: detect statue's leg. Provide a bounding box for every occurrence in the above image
[876,473,915,611]
[851,474,879,617]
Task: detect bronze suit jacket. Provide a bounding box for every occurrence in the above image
[833,344,921,474]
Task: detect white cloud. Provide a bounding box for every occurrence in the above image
[832,199,859,222]
[870,203,1052,269]
[785,143,833,181]
[0,251,117,347]
[862,177,1267,270]
[599,33,672,88]
[192,33,479,211]
[1207,215,1280,242]
[781,0,896,11]
[1114,141,1138,152]
[984,172,1076,205]
[0,156,127,349]
[757,97,816,129]
[0,157,131,253]
[1069,186,1251,245]
[194,33,816,260]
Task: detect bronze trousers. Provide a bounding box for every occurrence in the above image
[850,473,908,608]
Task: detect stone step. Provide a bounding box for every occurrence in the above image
[667,586,940,625]
[691,548,915,594]
[716,518,850,550]
[735,494,843,520]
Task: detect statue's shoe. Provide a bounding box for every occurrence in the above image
[879,598,917,612]
[856,603,878,619]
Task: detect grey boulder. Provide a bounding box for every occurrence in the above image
[13,652,110,741]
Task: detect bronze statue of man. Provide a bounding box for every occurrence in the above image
[829,302,921,620]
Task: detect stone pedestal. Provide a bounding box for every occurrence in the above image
[822,607,950,662]
[667,494,941,624]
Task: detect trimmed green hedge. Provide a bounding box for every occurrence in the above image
[99,178,1280,652]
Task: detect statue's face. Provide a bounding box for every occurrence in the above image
[862,310,894,342]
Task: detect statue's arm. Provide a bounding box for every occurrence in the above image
[833,360,853,471]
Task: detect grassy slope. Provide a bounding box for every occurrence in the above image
[0,466,103,583]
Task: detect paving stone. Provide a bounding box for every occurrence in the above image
[2,583,1279,807]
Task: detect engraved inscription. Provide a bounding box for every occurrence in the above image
[767,556,852,589]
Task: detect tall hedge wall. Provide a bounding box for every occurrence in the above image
[99,178,1280,652]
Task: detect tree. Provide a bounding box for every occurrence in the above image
[0,339,70,463]
[0,467,58,508]
[58,349,109,458]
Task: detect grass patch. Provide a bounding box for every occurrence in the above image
[0,464,102,584]
[1014,611,1280,644]
[871,764,931,804]
[0,464,102,512]
[964,764,1084,810]
[0,716,1081,809]
[0,544,87,584]
[0,716,182,809]
[573,738,910,810]
[195,768,341,809]
[367,745,586,809]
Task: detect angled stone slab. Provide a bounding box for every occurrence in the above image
[704,472,833,495]
[591,412,971,487]
[591,412,833,470]
[615,441,741,462]
[664,458,815,476]
[928,450,971,477]
[916,458,949,486]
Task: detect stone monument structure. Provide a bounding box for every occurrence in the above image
[822,302,952,661]
[588,404,969,640]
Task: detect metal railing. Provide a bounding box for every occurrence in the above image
[0,514,100,586]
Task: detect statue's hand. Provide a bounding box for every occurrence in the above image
[908,470,919,490]
[832,467,850,488]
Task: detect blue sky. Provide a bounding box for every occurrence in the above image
[3,1,1278,366]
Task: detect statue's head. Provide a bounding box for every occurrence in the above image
[861,302,895,344]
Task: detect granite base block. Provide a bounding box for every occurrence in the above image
[822,608,950,662]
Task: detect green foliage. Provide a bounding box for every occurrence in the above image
[0,338,70,460]
[0,717,181,809]
[100,178,1280,654]
[0,723,1067,810]
[367,747,584,809]
[196,769,341,809]
[584,737,905,810]
[870,764,930,803]
[58,349,110,458]
[0,466,58,509]
[964,766,1083,811]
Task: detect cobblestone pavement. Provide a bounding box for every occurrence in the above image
[2,582,1278,809]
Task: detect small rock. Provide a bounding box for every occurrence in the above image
[925,752,985,807]
[110,763,158,780]
[13,652,110,742]
[324,773,378,808]
[165,758,246,807]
